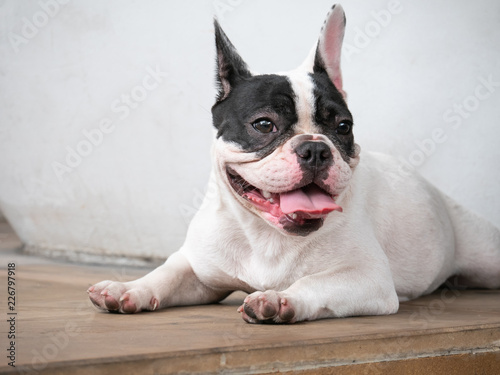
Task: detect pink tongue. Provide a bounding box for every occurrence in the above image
[280,185,342,216]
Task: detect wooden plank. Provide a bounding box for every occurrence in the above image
[1,223,499,374]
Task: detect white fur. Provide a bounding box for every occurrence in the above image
[285,70,321,135]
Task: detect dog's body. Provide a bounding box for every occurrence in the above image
[88,5,500,323]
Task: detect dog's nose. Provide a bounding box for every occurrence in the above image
[295,141,332,170]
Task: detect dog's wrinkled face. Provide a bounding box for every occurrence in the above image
[211,5,360,236]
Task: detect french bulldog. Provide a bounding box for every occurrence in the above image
[88,5,500,323]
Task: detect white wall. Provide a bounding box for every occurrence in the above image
[0,0,499,262]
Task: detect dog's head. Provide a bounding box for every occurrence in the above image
[211,5,360,236]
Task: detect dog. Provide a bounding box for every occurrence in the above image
[88,4,500,323]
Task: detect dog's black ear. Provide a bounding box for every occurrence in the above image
[313,4,346,98]
[214,19,252,102]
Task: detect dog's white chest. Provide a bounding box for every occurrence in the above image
[228,235,310,292]
[241,254,296,291]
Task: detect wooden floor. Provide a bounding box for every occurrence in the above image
[1,221,499,374]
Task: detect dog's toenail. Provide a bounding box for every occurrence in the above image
[151,297,159,311]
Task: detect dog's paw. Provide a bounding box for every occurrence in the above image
[238,290,296,324]
[87,280,159,314]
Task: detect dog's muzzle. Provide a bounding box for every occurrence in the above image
[226,140,342,236]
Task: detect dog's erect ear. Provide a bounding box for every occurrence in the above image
[214,19,252,102]
[313,4,346,98]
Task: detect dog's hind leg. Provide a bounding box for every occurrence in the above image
[445,196,500,288]
[87,252,230,313]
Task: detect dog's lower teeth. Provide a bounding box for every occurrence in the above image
[269,198,274,203]
[288,213,298,220]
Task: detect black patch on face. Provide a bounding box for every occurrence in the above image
[309,70,356,161]
[211,74,298,157]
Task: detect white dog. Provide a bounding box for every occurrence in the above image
[88,5,500,323]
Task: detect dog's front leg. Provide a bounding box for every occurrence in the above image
[88,252,229,313]
[240,263,399,323]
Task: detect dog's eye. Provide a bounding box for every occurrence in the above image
[336,121,352,135]
[252,119,276,134]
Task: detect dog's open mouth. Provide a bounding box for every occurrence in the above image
[227,168,342,234]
